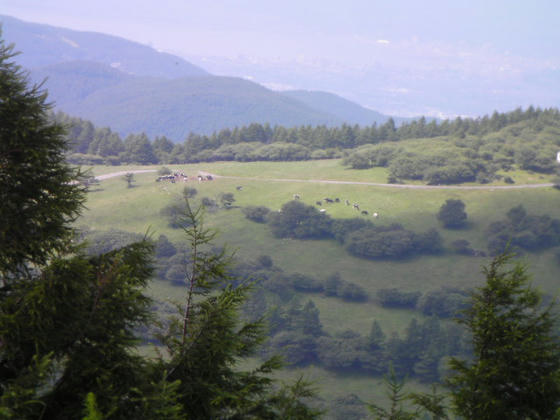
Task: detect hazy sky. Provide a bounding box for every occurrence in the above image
[3,0,558,61]
[3,1,559,116]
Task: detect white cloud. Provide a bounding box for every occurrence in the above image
[376,39,390,44]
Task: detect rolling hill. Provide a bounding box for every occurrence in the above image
[30,60,342,139]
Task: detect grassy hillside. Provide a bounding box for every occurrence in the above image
[79,160,560,414]
[82,160,560,314]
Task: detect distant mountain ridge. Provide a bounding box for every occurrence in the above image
[2,15,406,139]
[281,90,403,126]
[0,14,208,78]
[29,60,341,139]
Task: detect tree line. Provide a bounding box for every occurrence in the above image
[56,106,560,171]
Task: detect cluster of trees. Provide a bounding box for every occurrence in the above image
[344,225,442,259]
[265,201,443,260]
[257,301,469,384]
[225,257,469,383]
[487,204,560,255]
[57,105,560,171]
[343,111,560,184]
[0,40,321,419]
[377,287,471,318]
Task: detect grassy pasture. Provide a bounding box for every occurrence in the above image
[83,161,560,328]
[81,160,560,410]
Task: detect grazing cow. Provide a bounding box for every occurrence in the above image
[157,175,176,182]
[197,175,203,182]
[335,198,340,203]
[319,209,326,213]
[293,194,301,200]
[345,200,350,206]
[353,203,360,210]
[373,212,379,218]
[316,201,322,206]
[324,198,334,203]
[361,210,369,216]
[206,175,213,181]
[236,186,243,191]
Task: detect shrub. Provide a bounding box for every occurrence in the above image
[450,239,475,255]
[160,200,188,228]
[242,206,270,223]
[183,186,197,198]
[437,199,468,228]
[291,273,324,293]
[377,288,420,308]
[417,288,470,318]
[268,201,332,239]
[338,282,368,302]
[256,254,273,268]
[154,234,177,258]
[158,166,172,175]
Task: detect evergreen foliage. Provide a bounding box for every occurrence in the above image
[0,39,85,276]
[447,253,560,419]
[0,37,320,419]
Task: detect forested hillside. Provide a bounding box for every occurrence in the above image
[60,106,560,185]
[37,66,341,138]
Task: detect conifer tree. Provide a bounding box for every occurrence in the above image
[0,36,85,276]
[447,253,560,419]
[158,200,322,419]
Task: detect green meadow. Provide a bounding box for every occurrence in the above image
[82,159,560,408]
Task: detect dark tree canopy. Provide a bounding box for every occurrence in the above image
[0,38,85,275]
[437,199,467,228]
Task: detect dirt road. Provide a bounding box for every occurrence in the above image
[96,169,554,190]
[95,169,157,180]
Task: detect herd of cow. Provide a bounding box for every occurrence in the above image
[155,174,378,218]
[293,194,379,218]
[156,172,213,183]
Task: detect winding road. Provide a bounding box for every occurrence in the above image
[95,169,555,190]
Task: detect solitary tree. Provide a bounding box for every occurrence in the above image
[123,172,135,188]
[219,192,235,208]
[447,253,560,419]
[437,199,467,228]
